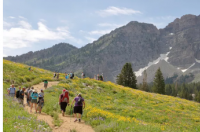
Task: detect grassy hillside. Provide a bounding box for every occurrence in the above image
[44,79,200,132]
[3,60,200,132]
[3,60,65,132]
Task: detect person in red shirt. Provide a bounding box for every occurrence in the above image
[59,89,69,116]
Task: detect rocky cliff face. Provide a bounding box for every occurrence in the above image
[4,14,200,83]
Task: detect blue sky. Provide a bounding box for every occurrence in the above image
[3,0,200,56]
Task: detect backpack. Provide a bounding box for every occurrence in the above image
[77,97,83,105]
[16,90,20,98]
[83,73,85,77]
[61,93,68,102]
[71,73,74,78]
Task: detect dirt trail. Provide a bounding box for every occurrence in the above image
[23,81,94,132]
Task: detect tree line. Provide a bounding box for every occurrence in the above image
[116,63,200,103]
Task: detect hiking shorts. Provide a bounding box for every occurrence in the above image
[44,83,48,87]
[74,106,83,114]
[31,99,37,104]
[60,102,68,112]
[9,93,15,97]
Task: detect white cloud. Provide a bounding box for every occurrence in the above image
[98,6,141,17]
[9,16,15,19]
[3,21,13,28]
[98,23,123,28]
[3,20,82,49]
[19,16,26,19]
[89,30,112,35]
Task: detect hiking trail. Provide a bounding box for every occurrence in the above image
[23,81,94,132]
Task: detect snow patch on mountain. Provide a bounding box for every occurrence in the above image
[135,52,170,76]
[169,47,172,50]
[181,63,195,72]
[195,58,200,63]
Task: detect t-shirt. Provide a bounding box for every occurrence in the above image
[9,87,16,94]
[44,80,48,84]
[38,92,44,98]
[74,97,84,106]
[31,92,38,100]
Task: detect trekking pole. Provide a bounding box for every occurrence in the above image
[70,105,72,122]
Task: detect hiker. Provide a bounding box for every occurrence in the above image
[81,72,85,79]
[30,89,38,113]
[70,72,74,79]
[65,74,68,79]
[28,66,31,71]
[25,87,31,106]
[57,73,60,80]
[44,80,48,89]
[19,87,26,106]
[8,84,16,97]
[99,74,104,81]
[37,89,44,114]
[16,87,22,102]
[59,89,69,116]
[71,93,85,122]
[53,72,57,78]
[97,74,100,80]
[28,87,34,104]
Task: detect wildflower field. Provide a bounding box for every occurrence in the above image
[3,60,63,132]
[44,78,200,132]
[3,59,200,132]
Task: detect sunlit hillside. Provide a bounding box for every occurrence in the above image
[3,60,200,132]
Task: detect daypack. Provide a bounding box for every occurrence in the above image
[16,90,20,98]
[61,93,68,102]
[77,97,83,105]
[71,73,74,78]
[19,91,24,99]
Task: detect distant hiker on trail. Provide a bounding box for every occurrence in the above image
[30,90,38,113]
[28,66,31,71]
[44,80,48,89]
[65,73,69,79]
[71,93,85,122]
[70,72,74,79]
[57,73,60,80]
[16,87,22,102]
[25,87,31,106]
[37,89,44,114]
[8,84,16,97]
[28,87,34,106]
[53,72,57,78]
[81,72,85,79]
[97,74,100,80]
[59,89,69,116]
[19,87,26,106]
[94,75,96,80]
[99,74,104,81]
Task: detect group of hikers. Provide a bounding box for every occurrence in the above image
[7,84,44,114]
[7,82,85,122]
[94,73,104,81]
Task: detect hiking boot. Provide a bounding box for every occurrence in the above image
[79,119,81,122]
[74,119,77,122]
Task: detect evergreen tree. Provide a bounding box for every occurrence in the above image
[152,68,165,94]
[140,70,148,91]
[116,63,137,88]
[165,84,172,95]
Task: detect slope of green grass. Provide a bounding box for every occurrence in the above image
[3,59,63,132]
[3,59,200,132]
[44,78,200,132]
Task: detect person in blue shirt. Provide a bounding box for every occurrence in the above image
[30,90,38,113]
[8,84,16,98]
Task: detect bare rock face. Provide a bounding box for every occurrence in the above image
[160,14,200,68]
